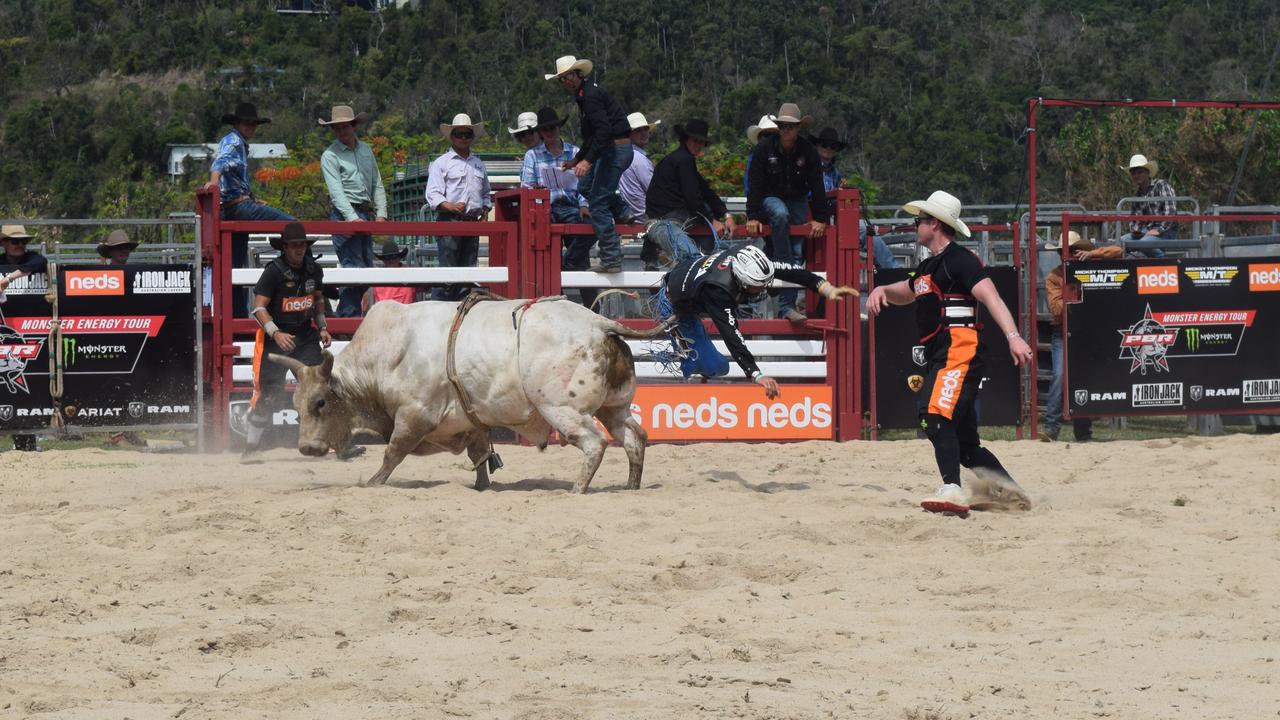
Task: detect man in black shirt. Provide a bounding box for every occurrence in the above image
[643,119,736,268]
[548,54,633,273]
[744,103,830,323]
[0,225,48,452]
[658,244,856,399]
[866,191,1033,515]
[244,222,332,462]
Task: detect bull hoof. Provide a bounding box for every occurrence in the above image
[473,477,491,491]
[336,445,366,461]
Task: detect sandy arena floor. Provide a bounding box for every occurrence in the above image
[2,435,1278,719]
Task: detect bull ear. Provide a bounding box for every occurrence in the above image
[267,353,308,376]
[320,350,334,379]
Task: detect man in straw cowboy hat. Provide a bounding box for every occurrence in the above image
[97,230,139,265]
[743,114,778,195]
[644,119,735,265]
[319,104,388,317]
[243,221,333,462]
[866,191,1033,516]
[519,106,598,308]
[1039,230,1118,443]
[0,225,48,451]
[547,54,633,273]
[203,102,296,318]
[509,111,542,150]
[744,103,830,323]
[618,112,660,224]
[1121,153,1177,258]
[426,112,492,301]
[361,240,420,314]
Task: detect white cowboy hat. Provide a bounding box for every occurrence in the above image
[902,190,972,238]
[0,224,34,240]
[440,113,486,139]
[545,55,593,80]
[746,115,778,144]
[767,103,813,128]
[507,111,538,135]
[1128,153,1158,174]
[318,105,369,126]
[1045,230,1095,251]
[627,112,660,131]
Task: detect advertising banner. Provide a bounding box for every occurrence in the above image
[0,263,198,430]
[1064,258,1280,416]
[871,267,1022,429]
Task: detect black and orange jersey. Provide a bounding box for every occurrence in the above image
[253,256,324,334]
[911,241,987,343]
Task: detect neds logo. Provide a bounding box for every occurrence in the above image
[1137,266,1179,295]
[1249,263,1280,292]
[66,270,124,296]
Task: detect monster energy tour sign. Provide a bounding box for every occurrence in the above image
[0,264,198,430]
[1065,258,1280,416]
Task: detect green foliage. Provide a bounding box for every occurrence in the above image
[1,0,1280,221]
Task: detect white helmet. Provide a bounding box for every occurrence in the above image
[731,244,774,290]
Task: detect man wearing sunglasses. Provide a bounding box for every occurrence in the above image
[744,103,830,323]
[426,113,492,301]
[508,111,542,150]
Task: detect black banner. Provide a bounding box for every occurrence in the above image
[871,267,1022,429]
[0,263,198,430]
[1065,257,1280,415]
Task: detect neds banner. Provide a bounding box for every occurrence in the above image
[1064,258,1280,416]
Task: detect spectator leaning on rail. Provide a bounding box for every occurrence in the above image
[520,106,598,309]
[243,222,333,462]
[657,244,857,399]
[548,55,633,274]
[1121,153,1176,258]
[1040,230,1121,443]
[97,230,138,265]
[203,103,296,318]
[426,113,492,302]
[361,240,419,314]
[618,112,659,224]
[319,104,388,318]
[643,119,735,267]
[809,127,899,270]
[865,191,1033,516]
[742,115,778,195]
[509,111,541,150]
[744,103,830,323]
[0,225,49,453]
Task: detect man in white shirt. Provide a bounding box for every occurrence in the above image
[319,104,388,316]
[618,112,659,224]
[426,113,492,301]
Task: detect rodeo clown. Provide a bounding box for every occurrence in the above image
[865,191,1032,515]
[243,222,333,462]
[657,243,857,399]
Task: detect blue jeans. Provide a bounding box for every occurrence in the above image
[330,207,374,317]
[432,215,480,302]
[861,220,901,269]
[221,200,294,318]
[1043,327,1093,439]
[762,195,809,315]
[646,219,706,266]
[1121,227,1176,258]
[656,288,730,378]
[554,202,598,308]
[577,142,633,267]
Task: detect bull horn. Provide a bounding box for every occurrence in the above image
[320,350,334,379]
[267,353,308,376]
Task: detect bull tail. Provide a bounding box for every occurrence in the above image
[599,315,676,339]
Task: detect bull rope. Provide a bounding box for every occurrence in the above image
[45,262,66,433]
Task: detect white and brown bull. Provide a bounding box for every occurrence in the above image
[269,297,668,493]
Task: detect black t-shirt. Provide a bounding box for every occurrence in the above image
[253,257,324,334]
[2,251,48,276]
[911,242,987,342]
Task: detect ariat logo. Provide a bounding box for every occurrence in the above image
[1248,263,1280,291]
[1136,266,1179,295]
[66,270,124,296]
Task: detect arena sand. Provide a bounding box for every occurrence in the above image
[2,434,1278,719]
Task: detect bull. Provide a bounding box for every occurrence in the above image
[268,297,668,493]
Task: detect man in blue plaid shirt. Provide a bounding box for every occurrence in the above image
[520,107,598,307]
[1122,153,1177,258]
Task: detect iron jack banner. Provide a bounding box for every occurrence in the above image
[871,266,1022,430]
[0,264,198,430]
[1065,258,1280,416]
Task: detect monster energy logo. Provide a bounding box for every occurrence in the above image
[1185,327,1200,352]
[60,337,77,368]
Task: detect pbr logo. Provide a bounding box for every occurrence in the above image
[128,402,145,419]
[1074,389,1088,406]
[0,405,12,421]
[1118,305,1177,375]
[911,345,927,367]
[0,322,46,394]
[1190,385,1203,402]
